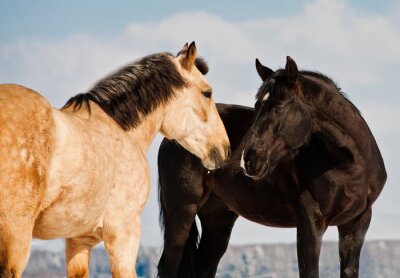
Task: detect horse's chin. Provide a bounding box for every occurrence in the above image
[202,158,220,171]
[243,162,271,180]
[202,148,228,170]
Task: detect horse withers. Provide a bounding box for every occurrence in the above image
[157,57,386,278]
[0,42,230,278]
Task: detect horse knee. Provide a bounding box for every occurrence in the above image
[0,268,17,278]
[67,267,88,278]
[66,238,95,278]
[342,266,358,278]
[0,259,25,278]
[0,233,31,278]
[103,222,141,277]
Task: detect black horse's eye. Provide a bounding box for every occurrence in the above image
[202,91,212,99]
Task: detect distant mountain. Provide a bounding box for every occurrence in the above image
[23,240,400,278]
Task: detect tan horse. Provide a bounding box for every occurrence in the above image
[0,42,230,278]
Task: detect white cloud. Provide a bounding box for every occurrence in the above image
[1,0,399,247]
[239,0,400,88]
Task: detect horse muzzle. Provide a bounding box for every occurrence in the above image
[203,145,231,170]
[241,149,270,180]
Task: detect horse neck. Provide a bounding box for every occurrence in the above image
[63,102,165,154]
[125,105,165,153]
[310,93,371,164]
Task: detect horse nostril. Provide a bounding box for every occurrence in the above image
[245,159,256,175]
[211,148,222,167]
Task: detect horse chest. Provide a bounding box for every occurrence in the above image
[34,113,148,239]
[305,168,368,225]
[34,155,148,239]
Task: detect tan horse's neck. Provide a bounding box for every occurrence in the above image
[62,100,165,154]
[128,106,165,153]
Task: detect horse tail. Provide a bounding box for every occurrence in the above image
[158,175,199,247]
[157,177,168,275]
[157,138,202,276]
[158,174,200,277]
[158,177,167,234]
[179,219,199,276]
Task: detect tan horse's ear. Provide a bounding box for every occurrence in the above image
[177,42,189,56]
[179,41,197,71]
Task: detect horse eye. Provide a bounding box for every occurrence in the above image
[202,91,212,99]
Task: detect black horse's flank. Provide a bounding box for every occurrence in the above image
[157,57,386,278]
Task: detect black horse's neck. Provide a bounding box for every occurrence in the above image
[301,74,373,166]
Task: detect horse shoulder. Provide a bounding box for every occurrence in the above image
[44,107,125,204]
[0,84,55,214]
[102,144,150,232]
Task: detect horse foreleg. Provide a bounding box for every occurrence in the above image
[103,215,141,278]
[65,237,98,278]
[195,197,238,278]
[296,190,327,278]
[0,220,33,278]
[338,207,371,278]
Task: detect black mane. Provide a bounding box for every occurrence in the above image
[300,70,360,113]
[256,69,359,113]
[300,70,342,94]
[64,52,200,130]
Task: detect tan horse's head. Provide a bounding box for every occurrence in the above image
[161,42,230,170]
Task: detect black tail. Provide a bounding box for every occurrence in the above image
[158,177,167,235]
[157,178,200,277]
[157,179,169,277]
[157,138,203,277]
[178,220,199,276]
[158,176,199,245]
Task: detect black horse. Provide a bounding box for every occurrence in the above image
[157,57,386,278]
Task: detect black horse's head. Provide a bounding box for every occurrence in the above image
[242,57,312,179]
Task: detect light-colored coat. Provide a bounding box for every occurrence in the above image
[0,42,230,278]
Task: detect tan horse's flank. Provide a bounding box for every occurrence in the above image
[0,42,230,278]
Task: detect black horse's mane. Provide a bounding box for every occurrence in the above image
[300,70,360,114]
[300,70,344,96]
[63,52,208,130]
[257,69,359,114]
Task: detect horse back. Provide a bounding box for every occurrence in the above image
[0,84,55,217]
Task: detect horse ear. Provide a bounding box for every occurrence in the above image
[180,41,197,70]
[177,42,189,56]
[285,56,298,84]
[255,58,274,81]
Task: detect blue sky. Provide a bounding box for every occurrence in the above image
[1,0,400,250]
[1,0,397,43]
[1,0,299,43]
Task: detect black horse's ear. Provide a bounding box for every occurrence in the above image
[255,58,274,81]
[285,56,298,85]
